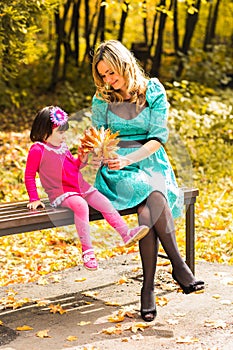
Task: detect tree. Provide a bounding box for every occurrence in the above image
[176,0,202,77]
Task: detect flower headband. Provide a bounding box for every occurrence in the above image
[50,106,68,126]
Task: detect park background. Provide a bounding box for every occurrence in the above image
[0,0,232,287]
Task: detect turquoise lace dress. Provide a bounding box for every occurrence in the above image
[91,78,183,218]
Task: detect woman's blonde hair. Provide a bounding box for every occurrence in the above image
[92,40,148,104]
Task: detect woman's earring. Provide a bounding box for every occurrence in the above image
[105,83,110,90]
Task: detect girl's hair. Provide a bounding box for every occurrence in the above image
[30,106,69,142]
[92,40,148,105]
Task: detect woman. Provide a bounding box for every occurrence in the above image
[90,40,204,322]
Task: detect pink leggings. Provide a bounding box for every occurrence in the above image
[61,190,128,252]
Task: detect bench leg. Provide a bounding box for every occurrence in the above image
[185,202,195,275]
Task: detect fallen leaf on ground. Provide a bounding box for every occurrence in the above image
[101,324,122,335]
[81,291,99,299]
[204,319,227,329]
[66,335,78,341]
[77,321,91,326]
[36,329,51,338]
[75,277,86,282]
[16,325,33,331]
[49,303,67,314]
[156,296,169,306]
[176,336,199,343]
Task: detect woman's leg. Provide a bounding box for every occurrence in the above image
[146,191,204,289]
[137,203,159,321]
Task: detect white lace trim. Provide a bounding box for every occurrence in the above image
[36,141,68,154]
[51,187,96,207]
[51,192,79,207]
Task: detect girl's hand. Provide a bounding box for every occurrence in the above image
[27,200,45,210]
[107,156,130,170]
[91,154,103,169]
[79,152,89,164]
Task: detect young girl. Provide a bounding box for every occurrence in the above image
[24,106,149,270]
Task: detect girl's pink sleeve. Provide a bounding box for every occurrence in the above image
[24,145,42,202]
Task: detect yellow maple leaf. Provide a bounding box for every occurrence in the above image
[0,320,3,326]
[36,329,51,338]
[77,321,91,326]
[129,322,149,333]
[16,325,33,331]
[66,335,78,341]
[101,325,122,335]
[105,301,120,306]
[156,296,169,306]
[49,303,67,314]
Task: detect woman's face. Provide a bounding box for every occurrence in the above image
[97,60,126,93]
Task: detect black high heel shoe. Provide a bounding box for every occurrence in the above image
[140,288,157,322]
[172,271,205,294]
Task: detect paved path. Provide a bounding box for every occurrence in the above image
[0,254,232,350]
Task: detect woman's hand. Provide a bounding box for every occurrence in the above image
[27,200,45,210]
[107,156,130,170]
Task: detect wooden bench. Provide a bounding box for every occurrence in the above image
[0,188,199,274]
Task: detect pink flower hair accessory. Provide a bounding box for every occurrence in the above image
[50,106,68,126]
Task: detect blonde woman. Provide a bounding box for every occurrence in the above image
[90,40,204,322]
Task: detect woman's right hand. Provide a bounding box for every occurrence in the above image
[27,200,45,210]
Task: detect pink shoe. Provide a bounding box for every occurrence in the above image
[82,249,98,270]
[123,225,149,247]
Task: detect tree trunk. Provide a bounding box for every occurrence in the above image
[209,0,222,43]
[93,0,106,47]
[203,1,213,51]
[176,0,201,77]
[150,0,171,77]
[118,0,130,42]
[173,0,179,53]
[50,11,62,90]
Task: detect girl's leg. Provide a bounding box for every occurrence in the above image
[85,190,149,246]
[146,191,204,290]
[137,204,159,321]
[61,195,91,251]
[61,195,98,270]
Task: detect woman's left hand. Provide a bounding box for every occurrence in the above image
[107,156,130,170]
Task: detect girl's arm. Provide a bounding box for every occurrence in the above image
[25,145,45,209]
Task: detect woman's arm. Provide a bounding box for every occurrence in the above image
[107,140,161,170]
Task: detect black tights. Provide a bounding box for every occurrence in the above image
[138,191,195,309]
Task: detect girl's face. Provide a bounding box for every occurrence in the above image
[46,127,66,146]
[97,60,126,93]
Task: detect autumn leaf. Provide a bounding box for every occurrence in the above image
[49,303,67,314]
[75,277,86,282]
[66,335,78,341]
[116,275,130,285]
[0,320,3,326]
[77,321,91,326]
[101,324,122,335]
[36,329,51,338]
[204,319,227,329]
[128,322,149,333]
[16,325,33,331]
[81,291,99,299]
[176,336,199,343]
[105,301,120,306]
[156,296,169,307]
